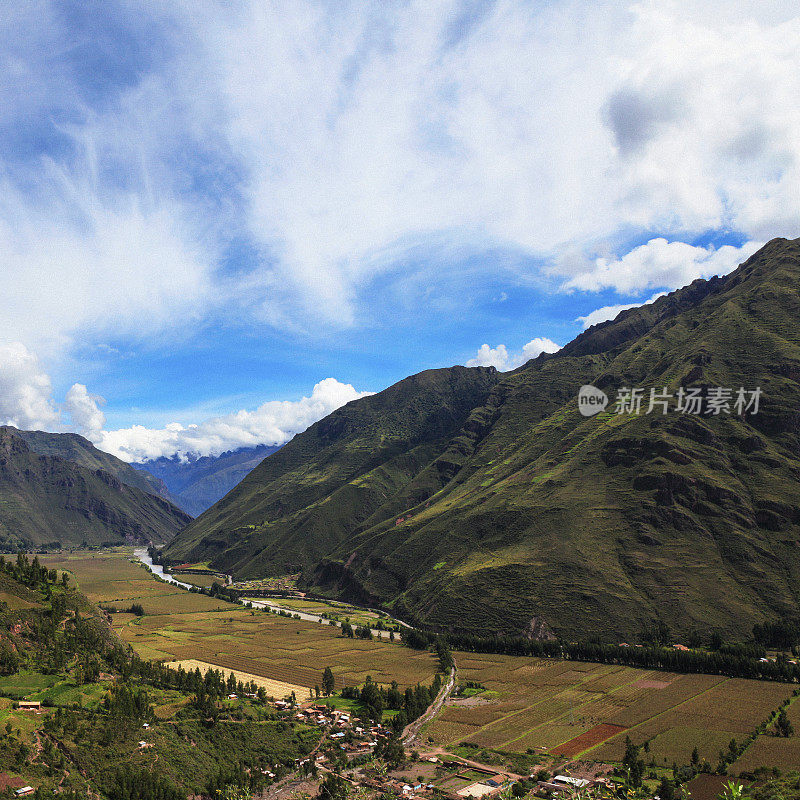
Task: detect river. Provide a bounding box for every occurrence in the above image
[133,547,194,590]
[132,547,404,640]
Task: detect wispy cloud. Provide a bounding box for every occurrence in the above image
[1,1,799,454]
[3,0,799,352]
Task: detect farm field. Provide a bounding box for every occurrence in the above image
[164,658,309,700]
[40,549,799,773]
[172,571,220,589]
[426,653,797,769]
[41,549,438,694]
[40,550,232,614]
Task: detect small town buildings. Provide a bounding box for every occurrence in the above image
[14,788,35,797]
[18,701,41,712]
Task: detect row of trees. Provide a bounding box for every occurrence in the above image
[404,628,800,683]
[0,553,65,590]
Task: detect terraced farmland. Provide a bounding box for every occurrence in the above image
[42,549,800,773]
[426,654,797,767]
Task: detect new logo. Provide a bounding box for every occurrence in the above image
[578,384,608,416]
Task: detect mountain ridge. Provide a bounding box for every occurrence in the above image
[133,444,281,516]
[0,427,191,549]
[163,237,800,641]
[4,426,176,503]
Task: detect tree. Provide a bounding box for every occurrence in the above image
[622,737,644,789]
[318,774,349,800]
[776,708,794,738]
[657,777,675,800]
[690,747,700,768]
[322,667,335,696]
[0,642,19,676]
[360,676,384,722]
[380,737,405,768]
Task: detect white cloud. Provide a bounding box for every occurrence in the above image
[564,239,763,295]
[467,344,512,371]
[63,384,106,440]
[576,291,668,329]
[0,342,371,461]
[93,378,373,462]
[186,0,800,316]
[1,0,799,383]
[0,342,59,430]
[467,337,561,371]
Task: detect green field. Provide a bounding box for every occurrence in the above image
[425,653,797,770]
[40,549,800,774]
[42,550,438,692]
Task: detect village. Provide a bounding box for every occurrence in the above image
[262,697,616,800]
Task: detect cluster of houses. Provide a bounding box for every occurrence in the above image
[279,702,394,760]
[330,756,615,800]
[339,759,513,800]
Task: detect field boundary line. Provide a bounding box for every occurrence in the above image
[404,664,457,747]
[574,675,731,759]
[495,665,664,750]
[731,688,800,769]
[455,661,636,749]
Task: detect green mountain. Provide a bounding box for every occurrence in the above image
[132,444,281,516]
[164,237,800,642]
[0,428,190,549]
[5,426,175,503]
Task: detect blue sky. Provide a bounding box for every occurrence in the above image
[0,0,797,460]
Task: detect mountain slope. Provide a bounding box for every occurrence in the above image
[7,427,176,503]
[133,445,280,516]
[164,366,501,570]
[164,237,800,642]
[0,428,191,550]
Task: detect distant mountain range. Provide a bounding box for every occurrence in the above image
[0,427,190,550]
[9,427,174,501]
[163,237,800,642]
[133,445,281,517]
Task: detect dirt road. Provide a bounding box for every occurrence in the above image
[402,664,456,747]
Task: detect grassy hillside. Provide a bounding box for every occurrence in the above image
[7,427,174,503]
[0,554,319,800]
[164,237,800,642]
[164,365,500,572]
[0,429,190,549]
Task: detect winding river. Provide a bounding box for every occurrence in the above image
[132,547,405,639]
[133,547,194,590]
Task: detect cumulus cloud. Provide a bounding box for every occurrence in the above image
[564,239,763,295]
[63,384,106,440]
[467,337,561,371]
[93,378,373,462]
[576,291,668,329]
[0,341,370,462]
[0,342,59,430]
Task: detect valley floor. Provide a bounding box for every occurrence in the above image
[41,549,800,777]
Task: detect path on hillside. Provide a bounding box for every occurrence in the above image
[402,664,457,747]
